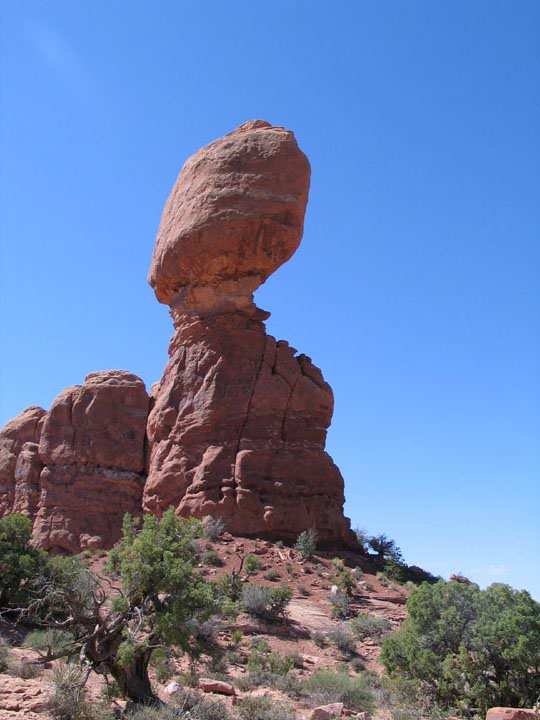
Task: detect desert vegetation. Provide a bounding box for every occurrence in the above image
[1,512,539,720]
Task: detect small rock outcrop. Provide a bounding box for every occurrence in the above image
[144,120,353,544]
[32,371,149,553]
[486,710,540,720]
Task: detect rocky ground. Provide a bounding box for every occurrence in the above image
[0,536,410,720]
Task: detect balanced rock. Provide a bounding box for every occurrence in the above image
[145,121,353,545]
[149,119,311,308]
[32,371,149,553]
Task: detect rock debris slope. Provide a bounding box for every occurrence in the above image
[0,120,354,549]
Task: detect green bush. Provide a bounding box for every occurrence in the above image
[303,669,374,712]
[311,630,327,648]
[264,568,281,582]
[48,662,107,720]
[351,613,392,641]
[202,516,225,542]
[0,513,47,609]
[353,567,364,580]
[0,640,13,673]
[381,580,540,714]
[294,529,318,560]
[329,590,352,619]
[201,549,223,567]
[241,583,292,622]
[247,640,293,676]
[23,629,75,656]
[237,695,296,720]
[328,624,357,657]
[245,554,264,574]
[335,568,356,595]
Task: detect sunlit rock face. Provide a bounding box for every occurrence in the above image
[33,371,149,553]
[145,120,354,545]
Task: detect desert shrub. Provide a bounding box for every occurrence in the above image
[298,583,310,596]
[315,564,324,576]
[331,557,345,571]
[351,613,392,641]
[7,656,40,678]
[0,639,13,673]
[381,580,540,714]
[353,567,364,580]
[247,640,293,676]
[285,562,295,576]
[201,549,223,567]
[23,628,74,656]
[0,513,48,610]
[241,583,292,622]
[237,695,296,720]
[328,624,357,657]
[329,590,352,619]
[311,630,327,648]
[264,568,281,582]
[294,528,317,560]
[128,695,233,720]
[377,571,390,587]
[49,662,96,720]
[245,554,264,574]
[202,516,225,542]
[351,656,366,672]
[229,629,244,647]
[303,669,375,712]
[289,650,304,669]
[335,568,356,595]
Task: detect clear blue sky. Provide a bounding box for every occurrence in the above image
[1,1,539,598]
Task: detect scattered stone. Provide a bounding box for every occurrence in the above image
[164,681,183,696]
[311,703,344,719]
[198,678,236,696]
[486,710,540,720]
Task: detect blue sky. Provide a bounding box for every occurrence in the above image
[1,1,539,598]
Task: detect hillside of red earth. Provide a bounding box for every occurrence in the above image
[0,537,411,720]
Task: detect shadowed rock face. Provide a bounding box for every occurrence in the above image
[144,121,353,544]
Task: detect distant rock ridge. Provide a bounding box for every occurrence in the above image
[0,120,355,551]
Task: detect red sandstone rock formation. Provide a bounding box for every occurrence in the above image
[32,371,149,553]
[1,120,353,549]
[0,406,45,517]
[145,120,353,544]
